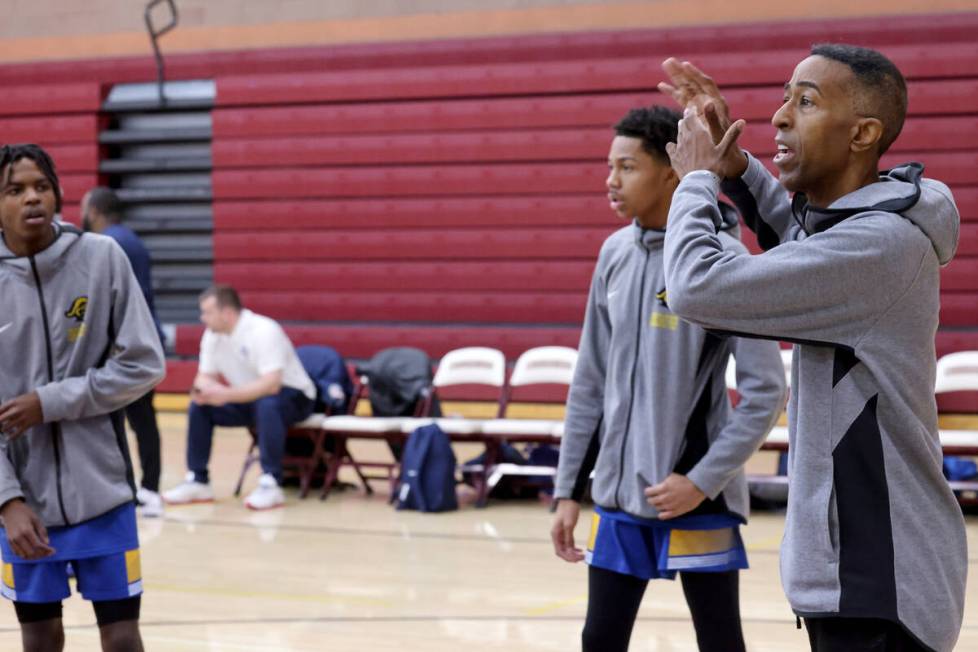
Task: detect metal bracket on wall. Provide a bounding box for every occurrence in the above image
[144,0,179,108]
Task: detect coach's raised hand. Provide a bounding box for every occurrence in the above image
[659,59,729,117]
[666,107,745,180]
[659,58,748,178]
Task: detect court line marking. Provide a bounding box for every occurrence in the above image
[0,613,838,632]
[156,516,785,555]
[524,594,587,616]
[145,581,393,607]
[156,516,978,566]
[0,614,975,634]
[159,517,978,564]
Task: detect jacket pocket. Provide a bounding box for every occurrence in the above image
[827,482,839,556]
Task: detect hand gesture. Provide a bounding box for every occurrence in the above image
[644,473,706,520]
[666,108,745,181]
[0,500,55,560]
[659,58,749,178]
[550,499,585,562]
[0,392,44,441]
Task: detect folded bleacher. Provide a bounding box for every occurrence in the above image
[1,14,974,469]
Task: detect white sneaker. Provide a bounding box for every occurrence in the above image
[162,472,215,505]
[244,474,285,511]
[136,487,164,518]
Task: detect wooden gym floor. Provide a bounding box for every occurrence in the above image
[0,412,976,651]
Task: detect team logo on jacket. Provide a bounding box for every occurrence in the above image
[655,288,669,309]
[649,287,678,330]
[65,296,88,342]
[65,296,88,322]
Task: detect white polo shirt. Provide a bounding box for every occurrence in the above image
[198,309,316,401]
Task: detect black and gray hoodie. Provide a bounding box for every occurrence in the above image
[555,206,787,522]
[0,224,165,527]
[664,157,966,652]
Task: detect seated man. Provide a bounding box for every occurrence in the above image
[163,285,316,510]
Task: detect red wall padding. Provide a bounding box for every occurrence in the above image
[2,13,976,409]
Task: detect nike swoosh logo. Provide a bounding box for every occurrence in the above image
[0,323,11,335]
[607,290,619,300]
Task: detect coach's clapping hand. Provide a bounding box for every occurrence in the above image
[0,392,44,441]
[666,107,745,181]
[550,499,585,563]
[659,58,732,121]
[0,499,55,560]
[645,473,706,520]
[659,58,749,179]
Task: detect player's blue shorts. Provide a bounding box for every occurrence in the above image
[585,506,748,580]
[0,502,141,603]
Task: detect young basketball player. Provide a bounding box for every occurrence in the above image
[660,45,966,652]
[0,144,165,651]
[551,106,787,652]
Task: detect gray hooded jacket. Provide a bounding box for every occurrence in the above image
[664,158,966,652]
[0,224,166,527]
[555,206,787,522]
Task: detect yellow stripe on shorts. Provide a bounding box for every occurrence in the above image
[2,563,13,589]
[125,549,142,584]
[668,528,735,557]
[587,512,601,551]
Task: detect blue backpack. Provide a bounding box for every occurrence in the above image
[396,424,458,512]
[943,455,978,482]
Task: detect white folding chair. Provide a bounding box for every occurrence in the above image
[728,347,792,496]
[234,412,329,500]
[726,348,793,390]
[935,351,978,394]
[933,351,978,496]
[319,374,412,500]
[407,346,507,428]
[398,347,506,506]
[479,346,578,492]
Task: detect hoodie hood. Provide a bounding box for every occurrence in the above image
[0,222,84,267]
[792,162,959,265]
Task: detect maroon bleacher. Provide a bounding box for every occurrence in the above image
[207,14,978,417]
[2,13,978,87]
[1,13,975,411]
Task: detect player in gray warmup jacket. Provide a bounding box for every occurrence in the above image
[551,106,786,652]
[660,45,966,652]
[0,144,165,651]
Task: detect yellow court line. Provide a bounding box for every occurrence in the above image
[524,594,588,617]
[155,393,190,412]
[745,535,784,552]
[156,394,978,431]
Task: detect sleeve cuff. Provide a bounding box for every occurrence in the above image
[552,484,573,500]
[681,170,721,195]
[35,384,66,423]
[739,152,766,188]
[685,466,725,501]
[0,488,25,512]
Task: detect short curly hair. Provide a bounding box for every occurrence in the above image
[613,106,682,162]
[0,144,62,213]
